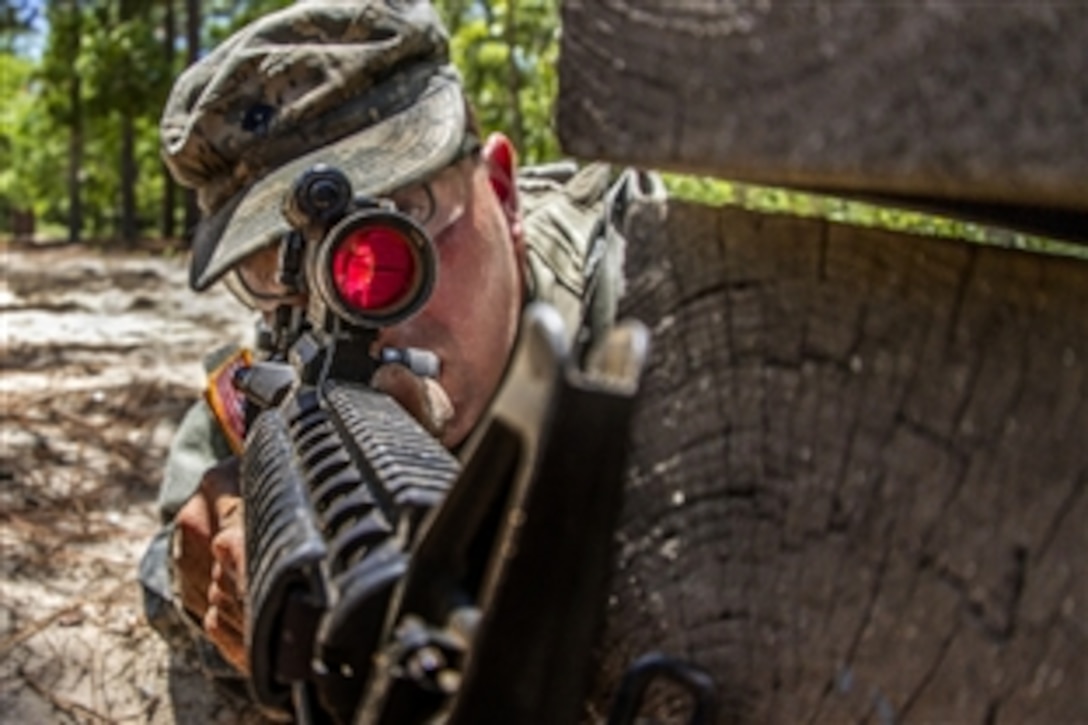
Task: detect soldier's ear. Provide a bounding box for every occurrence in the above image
[481,132,520,221]
[481,132,527,289]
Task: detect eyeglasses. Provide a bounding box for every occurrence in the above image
[225,158,473,312]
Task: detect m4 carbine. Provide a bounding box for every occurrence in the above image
[233,165,651,724]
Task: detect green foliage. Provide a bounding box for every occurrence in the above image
[204,0,293,45]
[37,1,81,126]
[661,174,738,207]
[664,173,1087,259]
[0,53,38,213]
[2,0,566,241]
[199,0,242,38]
[435,0,560,165]
[1,47,76,231]
[0,0,176,239]
[10,0,1075,258]
[0,0,38,53]
[79,12,173,117]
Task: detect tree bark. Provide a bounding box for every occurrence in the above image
[161,0,177,241]
[117,0,139,246]
[66,45,82,243]
[503,0,525,151]
[587,202,1088,723]
[182,0,201,244]
[119,110,137,245]
[557,1,1088,243]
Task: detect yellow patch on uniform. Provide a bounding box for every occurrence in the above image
[204,347,253,456]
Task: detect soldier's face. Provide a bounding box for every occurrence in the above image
[376,135,526,447]
[233,134,526,448]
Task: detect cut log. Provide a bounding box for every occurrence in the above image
[557,1,1088,242]
[590,202,1088,723]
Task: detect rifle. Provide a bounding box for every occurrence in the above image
[233,164,652,724]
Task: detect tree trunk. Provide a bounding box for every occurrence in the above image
[182,0,201,244]
[557,1,1088,246]
[11,209,35,242]
[503,0,525,151]
[120,111,137,245]
[161,0,177,241]
[66,66,82,243]
[116,0,139,246]
[587,202,1088,723]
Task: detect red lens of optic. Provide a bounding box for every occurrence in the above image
[330,226,417,311]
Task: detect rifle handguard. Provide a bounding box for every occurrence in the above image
[242,381,460,722]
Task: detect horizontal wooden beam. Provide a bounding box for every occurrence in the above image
[557,1,1088,240]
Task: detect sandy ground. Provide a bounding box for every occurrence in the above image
[1,242,270,723]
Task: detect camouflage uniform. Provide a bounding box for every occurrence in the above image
[138,0,664,692]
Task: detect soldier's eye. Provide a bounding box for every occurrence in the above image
[390,182,436,227]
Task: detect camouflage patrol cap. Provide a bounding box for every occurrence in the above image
[160,0,469,291]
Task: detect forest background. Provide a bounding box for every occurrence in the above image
[0,0,571,246]
[2,0,1078,255]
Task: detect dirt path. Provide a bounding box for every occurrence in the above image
[1,242,267,723]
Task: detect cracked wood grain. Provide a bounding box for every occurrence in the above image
[588,203,1088,723]
[558,0,1088,219]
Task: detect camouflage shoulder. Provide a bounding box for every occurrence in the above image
[518,161,667,348]
[157,398,235,522]
[582,167,668,347]
[155,343,251,522]
[518,162,615,342]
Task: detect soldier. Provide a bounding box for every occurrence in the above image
[139,0,663,700]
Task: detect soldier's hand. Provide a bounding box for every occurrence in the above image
[371,363,454,443]
[173,457,249,675]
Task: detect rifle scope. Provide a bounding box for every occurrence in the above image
[286,165,437,330]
